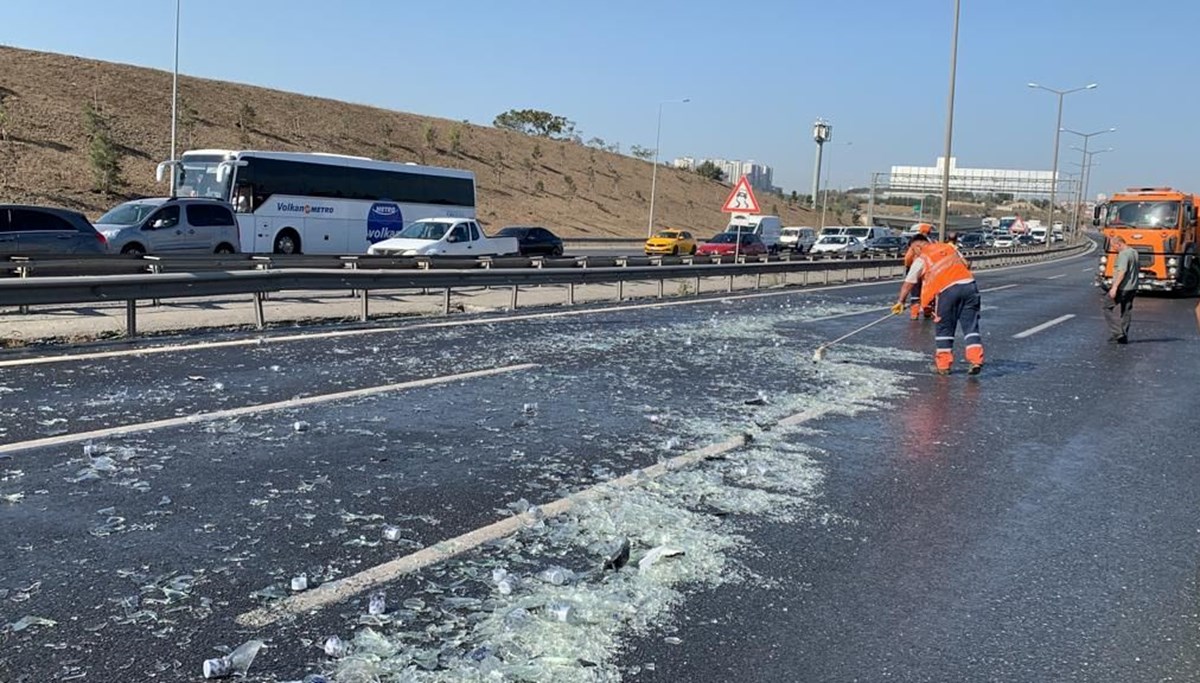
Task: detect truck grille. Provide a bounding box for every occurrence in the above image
[1133,247,1155,267]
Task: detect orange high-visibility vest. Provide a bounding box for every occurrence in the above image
[903,243,919,269]
[917,243,974,308]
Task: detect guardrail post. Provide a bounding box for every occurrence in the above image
[444,288,452,315]
[253,292,265,330]
[252,256,272,301]
[143,256,163,306]
[616,256,627,301]
[125,299,137,338]
[567,281,575,305]
[13,257,30,314]
[510,285,519,309]
[340,256,360,298]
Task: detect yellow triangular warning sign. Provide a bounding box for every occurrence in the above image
[721,175,761,213]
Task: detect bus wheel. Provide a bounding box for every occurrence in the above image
[273,230,301,255]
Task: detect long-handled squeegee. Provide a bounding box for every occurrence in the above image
[811,310,898,362]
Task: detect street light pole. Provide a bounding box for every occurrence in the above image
[811,119,832,210]
[937,0,961,243]
[1061,127,1114,238]
[819,141,851,230]
[169,0,181,197]
[1028,81,1097,250]
[647,98,690,238]
[1073,147,1113,233]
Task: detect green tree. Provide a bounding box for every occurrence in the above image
[83,102,122,196]
[587,137,607,149]
[790,190,799,205]
[522,156,535,182]
[531,143,543,162]
[695,160,725,182]
[423,123,439,157]
[563,175,576,203]
[630,144,654,161]
[492,150,504,184]
[449,125,463,155]
[535,179,545,194]
[492,109,576,139]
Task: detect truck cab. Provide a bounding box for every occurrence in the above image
[1093,187,1200,292]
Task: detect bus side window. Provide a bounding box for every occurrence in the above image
[233,184,253,213]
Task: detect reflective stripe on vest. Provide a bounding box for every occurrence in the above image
[918,243,974,308]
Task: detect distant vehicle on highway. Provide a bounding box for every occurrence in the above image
[863,235,907,255]
[366,217,518,257]
[495,225,563,257]
[957,232,987,250]
[0,205,107,255]
[157,150,477,255]
[643,229,698,256]
[779,226,817,253]
[724,214,781,252]
[991,232,1015,248]
[697,232,767,257]
[1015,234,1036,247]
[811,234,866,255]
[96,198,240,255]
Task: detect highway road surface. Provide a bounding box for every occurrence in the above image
[1,246,1198,682]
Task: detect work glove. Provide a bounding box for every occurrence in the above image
[890,302,905,315]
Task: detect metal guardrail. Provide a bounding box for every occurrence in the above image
[0,242,1087,338]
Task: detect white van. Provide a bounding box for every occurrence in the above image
[725,214,782,252]
[780,226,817,253]
[843,226,893,244]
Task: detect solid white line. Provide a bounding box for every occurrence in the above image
[238,406,831,628]
[1046,274,1067,280]
[1,243,1093,370]
[1012,314,1076,339]
[980,284,1019,293]
[0,364,536,456]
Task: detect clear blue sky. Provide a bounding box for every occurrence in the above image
[2,0,1196,199]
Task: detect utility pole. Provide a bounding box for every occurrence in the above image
[937,0,960,243]
[811,119,832,210]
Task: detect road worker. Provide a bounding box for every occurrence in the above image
[891,233,984,375]
[903,223,936,320]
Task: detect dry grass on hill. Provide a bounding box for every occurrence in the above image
[0,45,827,237]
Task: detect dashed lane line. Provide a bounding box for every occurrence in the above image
[0,364,537,456]
[1012,314,1076,339]
[1047,274,1068,280]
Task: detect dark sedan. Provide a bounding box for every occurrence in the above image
[864,235,907,255]
[957,232,987,250]
[495,226,564,257]
[0,205,108,255]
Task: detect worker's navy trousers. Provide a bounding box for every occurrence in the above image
[933,280,983,369]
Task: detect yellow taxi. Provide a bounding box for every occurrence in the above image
[644,229,698,256]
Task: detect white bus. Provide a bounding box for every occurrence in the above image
[157,150,477,254]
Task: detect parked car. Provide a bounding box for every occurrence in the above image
[367,217,519,257]
[643,229,698,256]
[779,226,817,253]
[495,225,564,256]
[96,198,240,255]
[696,232,767,257]
[863,235,907,255]
[0,205,108,255]
[957,232,987,250]
[810,234,866,255]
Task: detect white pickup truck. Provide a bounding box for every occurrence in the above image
[366,217,520,257]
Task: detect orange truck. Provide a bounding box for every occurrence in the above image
[1093,187,1200,292]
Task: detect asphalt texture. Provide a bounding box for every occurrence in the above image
[2,246,1199,682]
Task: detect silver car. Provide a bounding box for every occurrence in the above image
[96,198,240,255]
[0,205,108,255]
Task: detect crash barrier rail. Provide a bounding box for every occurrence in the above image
[0,241,1088,338]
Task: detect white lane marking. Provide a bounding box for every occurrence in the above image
[0,364,536,456]
[1046,274,1067,280]
[1,244,1093,369]
[980,284,1019,293]
[238,406,832,627]
[1012,314,1076,339]
[1082,267,1094,272]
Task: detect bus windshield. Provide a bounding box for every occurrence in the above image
[176,159,230,199]
[1106,201,1180,228]
[397,221,450,240]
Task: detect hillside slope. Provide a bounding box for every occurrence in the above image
[0,46,826,238]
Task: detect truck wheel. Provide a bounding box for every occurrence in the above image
[273,229,301,255]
